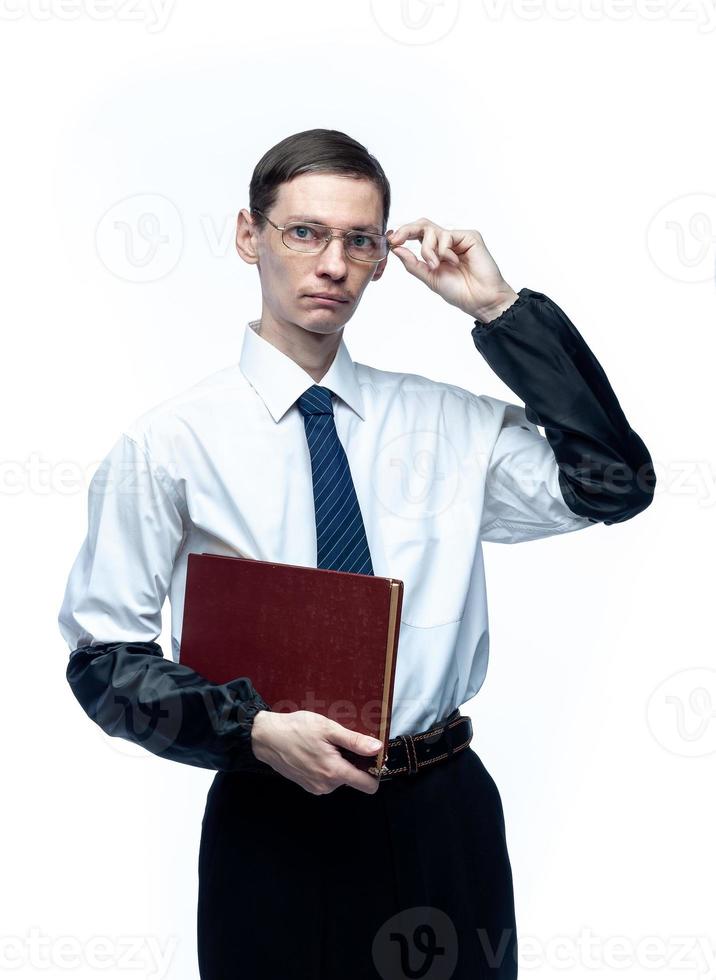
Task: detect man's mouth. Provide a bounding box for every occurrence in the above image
[305,293,349,305]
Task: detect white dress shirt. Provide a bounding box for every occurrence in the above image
[58,317,595,738]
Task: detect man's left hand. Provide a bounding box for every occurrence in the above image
[387,218,519,323]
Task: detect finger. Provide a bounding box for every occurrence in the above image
[389,223,459,269]
[334,758,380,793]
[326,721,383,757]
[388,219,433,248]
[390,244,434,286]
[437,230,461,266]
[421,227,440,270]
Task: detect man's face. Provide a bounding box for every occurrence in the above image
[237,172,391,338]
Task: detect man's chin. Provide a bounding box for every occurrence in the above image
[295,301,352,332]
[297,317,348,337]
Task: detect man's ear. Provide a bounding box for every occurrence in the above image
[371,260,387,282]
[236,208,259,265]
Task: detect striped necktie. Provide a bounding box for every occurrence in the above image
[296,384,374,575]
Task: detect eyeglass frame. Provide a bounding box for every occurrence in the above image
[251,208,393,265]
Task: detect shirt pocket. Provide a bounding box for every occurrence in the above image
[378,500,478,629]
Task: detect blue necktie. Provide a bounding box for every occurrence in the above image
[296,384,374,575]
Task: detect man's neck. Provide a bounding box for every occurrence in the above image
[256,315,342,384]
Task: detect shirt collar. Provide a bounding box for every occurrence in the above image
[239,318,366,424]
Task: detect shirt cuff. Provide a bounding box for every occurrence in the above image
[472,287,532,330]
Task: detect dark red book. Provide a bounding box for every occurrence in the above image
[179,552,403,777]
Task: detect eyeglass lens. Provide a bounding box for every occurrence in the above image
[283,222,387,261]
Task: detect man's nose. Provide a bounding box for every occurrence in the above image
[314,236,349,276]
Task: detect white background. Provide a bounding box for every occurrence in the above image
[1,1,714,977]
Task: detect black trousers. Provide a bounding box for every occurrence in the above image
[197,744,518,979]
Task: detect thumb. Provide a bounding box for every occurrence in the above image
[390,244,432,287]
[326,720,383,757]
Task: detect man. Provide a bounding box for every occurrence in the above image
[59,128,655,979]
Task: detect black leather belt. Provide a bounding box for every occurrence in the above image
[372,708,473,781]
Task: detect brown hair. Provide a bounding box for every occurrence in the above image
[249,128,391,234]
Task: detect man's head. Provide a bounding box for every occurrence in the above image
[236,129,392,341]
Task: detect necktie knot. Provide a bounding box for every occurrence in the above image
[296,384,334,418]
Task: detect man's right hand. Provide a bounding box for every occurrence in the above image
[250,710,383,795]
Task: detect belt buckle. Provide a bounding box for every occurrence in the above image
[369,762,391,778]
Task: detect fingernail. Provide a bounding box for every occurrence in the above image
[368,738,382,749]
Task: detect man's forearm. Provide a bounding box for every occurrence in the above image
[471,287,656,525]
[66,640,275,773]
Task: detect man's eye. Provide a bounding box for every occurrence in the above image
[288,224,319,240]
[349,234,377,249]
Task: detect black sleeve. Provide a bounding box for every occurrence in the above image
[471,287,656,525]
[66,639,276,774]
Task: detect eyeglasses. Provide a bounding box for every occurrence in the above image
[252,209,390,264]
